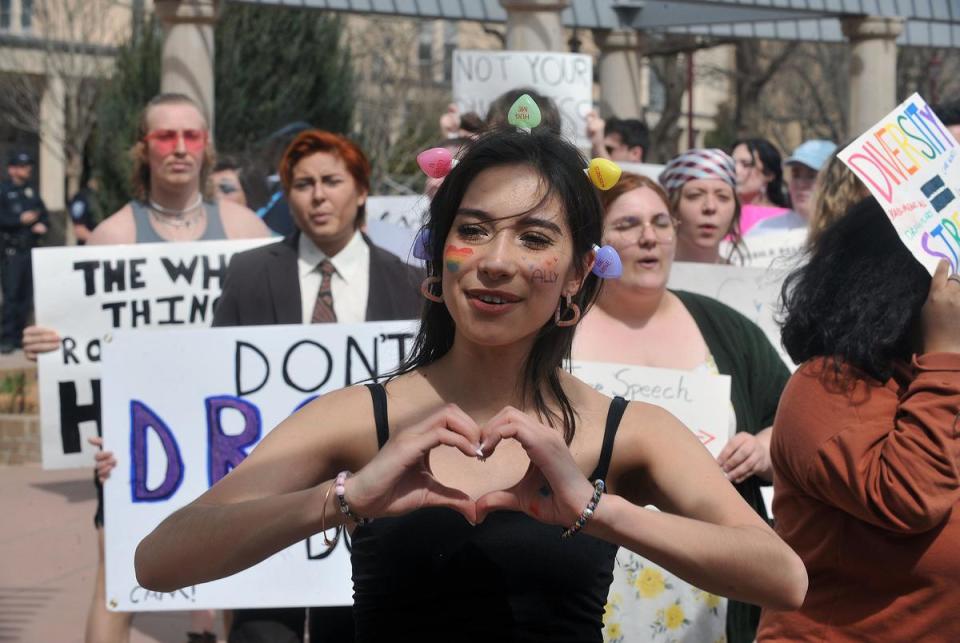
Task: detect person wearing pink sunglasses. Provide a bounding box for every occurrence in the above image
[22,93,271,643]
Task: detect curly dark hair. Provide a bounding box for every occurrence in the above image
[780,197,930,381]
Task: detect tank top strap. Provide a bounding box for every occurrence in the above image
[589,396,628,481]
[365,383,390,449]
[129,200,165,244]
[198,199,227,241]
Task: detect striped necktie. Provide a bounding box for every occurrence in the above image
[310,259,337,323]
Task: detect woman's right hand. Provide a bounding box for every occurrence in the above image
[88,436,117,484]
[922,260,960,354]
[23,325,60,361]
[343,404,482,524]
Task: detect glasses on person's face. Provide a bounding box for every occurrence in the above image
[144,129,208,156]
[607,213,677,244]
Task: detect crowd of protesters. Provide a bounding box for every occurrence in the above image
[2,88,959,643]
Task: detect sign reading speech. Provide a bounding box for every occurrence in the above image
[452,49,592,146]
[839,92,960,274]
[32,239,269,470]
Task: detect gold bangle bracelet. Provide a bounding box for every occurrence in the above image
[320,479,342,548]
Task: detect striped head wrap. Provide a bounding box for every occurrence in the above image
[659,148,737,195]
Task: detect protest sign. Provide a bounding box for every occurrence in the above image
[668,261,793,368]
[617,161,665,182]
[452,49,592,146]
[101,321,418,610]
[571,361,732,458]
[839,92,960,275]
[32,239,269,469]
[364,195,428,266]
[724,228,807,270]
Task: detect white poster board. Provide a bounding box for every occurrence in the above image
[571,361,732,458]
[668,261,793,368]
[617,161,665,182]
[32,239,270,470]
[101,321,418,611]
[364,195,428,266]
[724,228,807,271]
[838,92,960,275]
[452,49,592,147]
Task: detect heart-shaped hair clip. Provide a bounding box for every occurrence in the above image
[592,244,622,279]
[413,228,431,261]
[507,93,542,132]
[416,147,458,179]
[585,157,622,191]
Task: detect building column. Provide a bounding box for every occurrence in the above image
[39,74,65,212]
[595,29,645,119]
[499,0,570,51]
[841,16,904,136]
[154,0,219,128]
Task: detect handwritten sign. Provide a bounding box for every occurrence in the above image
[839,93,960,274]
[31,239,270,470]
[364,195,428,266]
[571,361,732,458]
[668,261,793,368]
[722,228,807,271]
[101,321,417,610]
[452,49,593,147]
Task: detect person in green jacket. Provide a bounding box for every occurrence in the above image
[574,172,789,643]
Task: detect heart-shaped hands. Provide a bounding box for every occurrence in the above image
[344,404,483,525]
[342,405,597,530]
[474,406,597,528]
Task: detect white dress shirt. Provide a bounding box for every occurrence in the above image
[298,231,370,324]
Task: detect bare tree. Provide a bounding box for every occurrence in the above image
[0,0,121,200]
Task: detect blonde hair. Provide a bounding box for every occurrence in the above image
[807,149,868,248]
[130,93,215,201]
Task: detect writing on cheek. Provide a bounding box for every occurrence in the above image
[530,256,560,284]
[444,245,473,272]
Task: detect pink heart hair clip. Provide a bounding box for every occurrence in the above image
[416,147,458,179]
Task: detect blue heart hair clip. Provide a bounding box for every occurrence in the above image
[592,244,622,279]
[413,228,431,261]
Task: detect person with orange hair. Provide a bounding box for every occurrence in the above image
[212,129,423,642]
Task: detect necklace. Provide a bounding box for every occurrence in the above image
[148,194,204,228]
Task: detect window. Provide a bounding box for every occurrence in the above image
[1,0,11,30]
[20,0,31,30]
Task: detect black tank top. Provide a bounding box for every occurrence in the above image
[350,384,627,642]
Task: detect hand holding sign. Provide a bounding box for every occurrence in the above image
[921,259,960,354]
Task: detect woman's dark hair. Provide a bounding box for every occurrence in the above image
[780,197,930,381]
[732,137,788,207]
[396,127,604,442]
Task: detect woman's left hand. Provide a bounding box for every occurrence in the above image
[474,406,595,527]
[716,428,772,484]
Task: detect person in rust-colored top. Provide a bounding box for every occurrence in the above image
[759,197,960,641]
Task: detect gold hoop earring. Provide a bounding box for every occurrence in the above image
[554,294,581,327]
[420,276,443,303]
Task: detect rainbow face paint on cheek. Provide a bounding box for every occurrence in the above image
[444,244,473,272]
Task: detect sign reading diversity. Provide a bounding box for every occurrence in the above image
[839,93,959,274]
[100,323,735,610]
[32,239,269,469]
[452,49,592,146]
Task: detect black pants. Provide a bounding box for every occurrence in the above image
[229,606,354,643]
[0,246,32,347]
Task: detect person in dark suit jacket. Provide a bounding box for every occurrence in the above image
[213,130,421,643]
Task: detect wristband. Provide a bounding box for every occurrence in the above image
[561,479,604,539]
[335,471,372,526]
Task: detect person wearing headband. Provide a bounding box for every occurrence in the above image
[136,125,806,642]
[573,172,791,643]
[659,148,744,264]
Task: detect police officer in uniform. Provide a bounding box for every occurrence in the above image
[0,151,48,353]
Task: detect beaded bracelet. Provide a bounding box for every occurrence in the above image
[335,471,372,526]
[561,479,605,539]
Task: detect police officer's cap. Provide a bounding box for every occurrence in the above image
[7,151,34,166]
